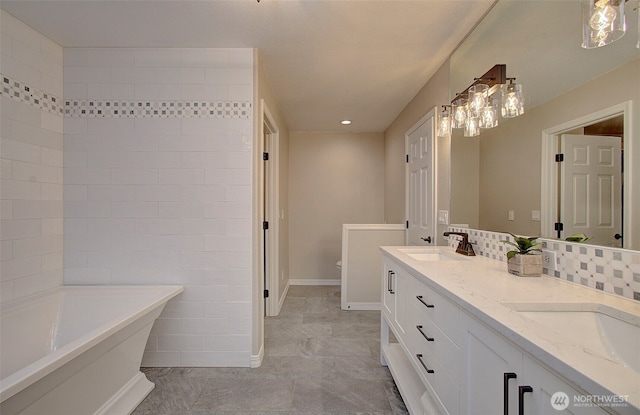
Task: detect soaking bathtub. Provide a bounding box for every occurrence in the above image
[0,285,183,415]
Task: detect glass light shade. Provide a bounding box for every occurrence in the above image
[501,82,524,118]
[437,107,452,138]
[581,0,626,49]
[452,98,468,129]
[479,98,499,129]
[468,84,489,116]
[464,116,480,137]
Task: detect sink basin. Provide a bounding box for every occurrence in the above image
[397,248,463,262]
[503,302,640,372]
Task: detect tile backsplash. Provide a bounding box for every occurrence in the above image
[447,226,640,302]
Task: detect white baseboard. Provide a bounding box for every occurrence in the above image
[276,280,290,315]
[342,302,381,311]
[251,345,263,368]
[289,278,341,286]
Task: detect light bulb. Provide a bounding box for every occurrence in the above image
[589,1,617,31]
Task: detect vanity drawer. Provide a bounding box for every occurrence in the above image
[410,276,462,346]
[407,312,460,415]
[408,298,460,387]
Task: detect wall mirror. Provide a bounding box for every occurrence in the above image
[449,0,640,249]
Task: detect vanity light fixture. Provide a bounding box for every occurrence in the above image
[437,64,524,138]
[581,0,627,48]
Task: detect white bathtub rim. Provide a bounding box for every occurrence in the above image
[0,284,183,402]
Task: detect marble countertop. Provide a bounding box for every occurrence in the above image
[381,246,640,414]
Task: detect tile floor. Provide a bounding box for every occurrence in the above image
[132,285,408,415]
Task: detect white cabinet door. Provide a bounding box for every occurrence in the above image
[461,313,523,415]
[382,261,396,321]
[393,267,408,337]
[521,356,610,415]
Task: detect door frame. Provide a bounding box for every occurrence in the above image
[260,99,281,317]
[405,107,438,245]
[541,100,632,248]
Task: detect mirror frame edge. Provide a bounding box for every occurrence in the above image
[540,100,633,248]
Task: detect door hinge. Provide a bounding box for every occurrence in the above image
[406,154,409,163]
[264,289,269,298]
[555,153,564,162]
[554,222,564,231]
[263,152,269,161]
[263,221,269,230]
[406,220,409,229]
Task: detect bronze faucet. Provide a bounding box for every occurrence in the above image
[443,232,476,256]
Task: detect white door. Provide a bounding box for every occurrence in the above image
[406,110,436,246]
[560,134,622,247]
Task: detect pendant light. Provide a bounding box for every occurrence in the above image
[501,78,524,119]
[451,97,468,129]
[437,105,452,138]
[582,0,627,48]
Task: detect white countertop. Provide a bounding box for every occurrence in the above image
[381,246,640,414]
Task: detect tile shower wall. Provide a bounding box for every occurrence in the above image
[447,226,640,302]
[0,11,64,303]
[63,47,254,366]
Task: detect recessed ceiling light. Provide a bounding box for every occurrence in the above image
[340,120,352,125]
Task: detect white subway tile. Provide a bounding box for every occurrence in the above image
[145,334,158,352]
[1,240,13,261]
[141,351,181,367]
[158,202,205,218]
[181,185,226,202]
[87,48,135,67]
[1,138,41,163]
[203,335,250,352]
[63,151,87,168]
[41,112,63,134]
[12,269,62,298]
[157,235,205,252]
[158,335,203,352]
[181,49,228,68]
[227,50,253,68]
[135,218,182,235]
[158,134,204,152]
[161,301,205,318]
[111,67,157,84]
[135,185,182,202]
[63,267,111,285]
[135,118,181,135]
[181,318,226,335]
[63,83,88,100]
[228,84,252,101]
[157,67,205,84]
[180,285,228,302]
[87,185,136,201]
[63,48,88,67]
[181,83,228,101]
[111,168,158,185]
[110,201,158,218]
[204,202,250,219]
[88,83,135,100]
[40,147,63,167]
[12,160,62,184]
[181,118,227,136]
[181,218,226,235]
[12,235,62,259]
[11,200,62,219]
[65,167,112,184]
[150,317,182,334]
[63,218,87,235]
[181,152,226,168]
[0,219,41,240]
[64,66,111,83]
[63,185,88,201]
[87,118,135,135]
[204,235,250,252]
[41,252,63,272]
[134,83,182,101]
[87,218,135,234]
[225,185,251,202]
[158,169,204,185]
[0,200,12,219]
[40,183,63,201]
[225,317,251,335]
[63,118,88,134]
[227,284,251,302]
[0,256,42,281]
[64,200,111,218]
[134,50,182,68]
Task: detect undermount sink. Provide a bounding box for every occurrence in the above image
[397,248,463,262]
[503,302,640,372]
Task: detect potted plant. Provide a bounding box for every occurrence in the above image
[501,233,542,277]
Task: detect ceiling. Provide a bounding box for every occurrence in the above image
[0,0,495,133]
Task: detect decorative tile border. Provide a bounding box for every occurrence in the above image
[1,73,252,119]
[446,226,640,302]
[1,74,64,116]
[64,99,252,119]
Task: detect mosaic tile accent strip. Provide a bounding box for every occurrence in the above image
[1,74,252,120]
[64,99,252,119]
[446,226,640,302]
[1,74,64,116]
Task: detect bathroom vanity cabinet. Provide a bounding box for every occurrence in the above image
[380,249,633,415]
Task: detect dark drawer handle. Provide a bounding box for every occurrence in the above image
[518,386,533,415]
[387,270,395,294]
[416,295,434,308]
[416,354,434,373]
[416,325,434,342]
[504,372,517,415]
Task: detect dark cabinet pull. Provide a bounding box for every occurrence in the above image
[416,295,434,308]
[416,325,434,342]
[518,385,533,415]
[503,372,517,415]
[416,354,434,373]
[388,271,395,294]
